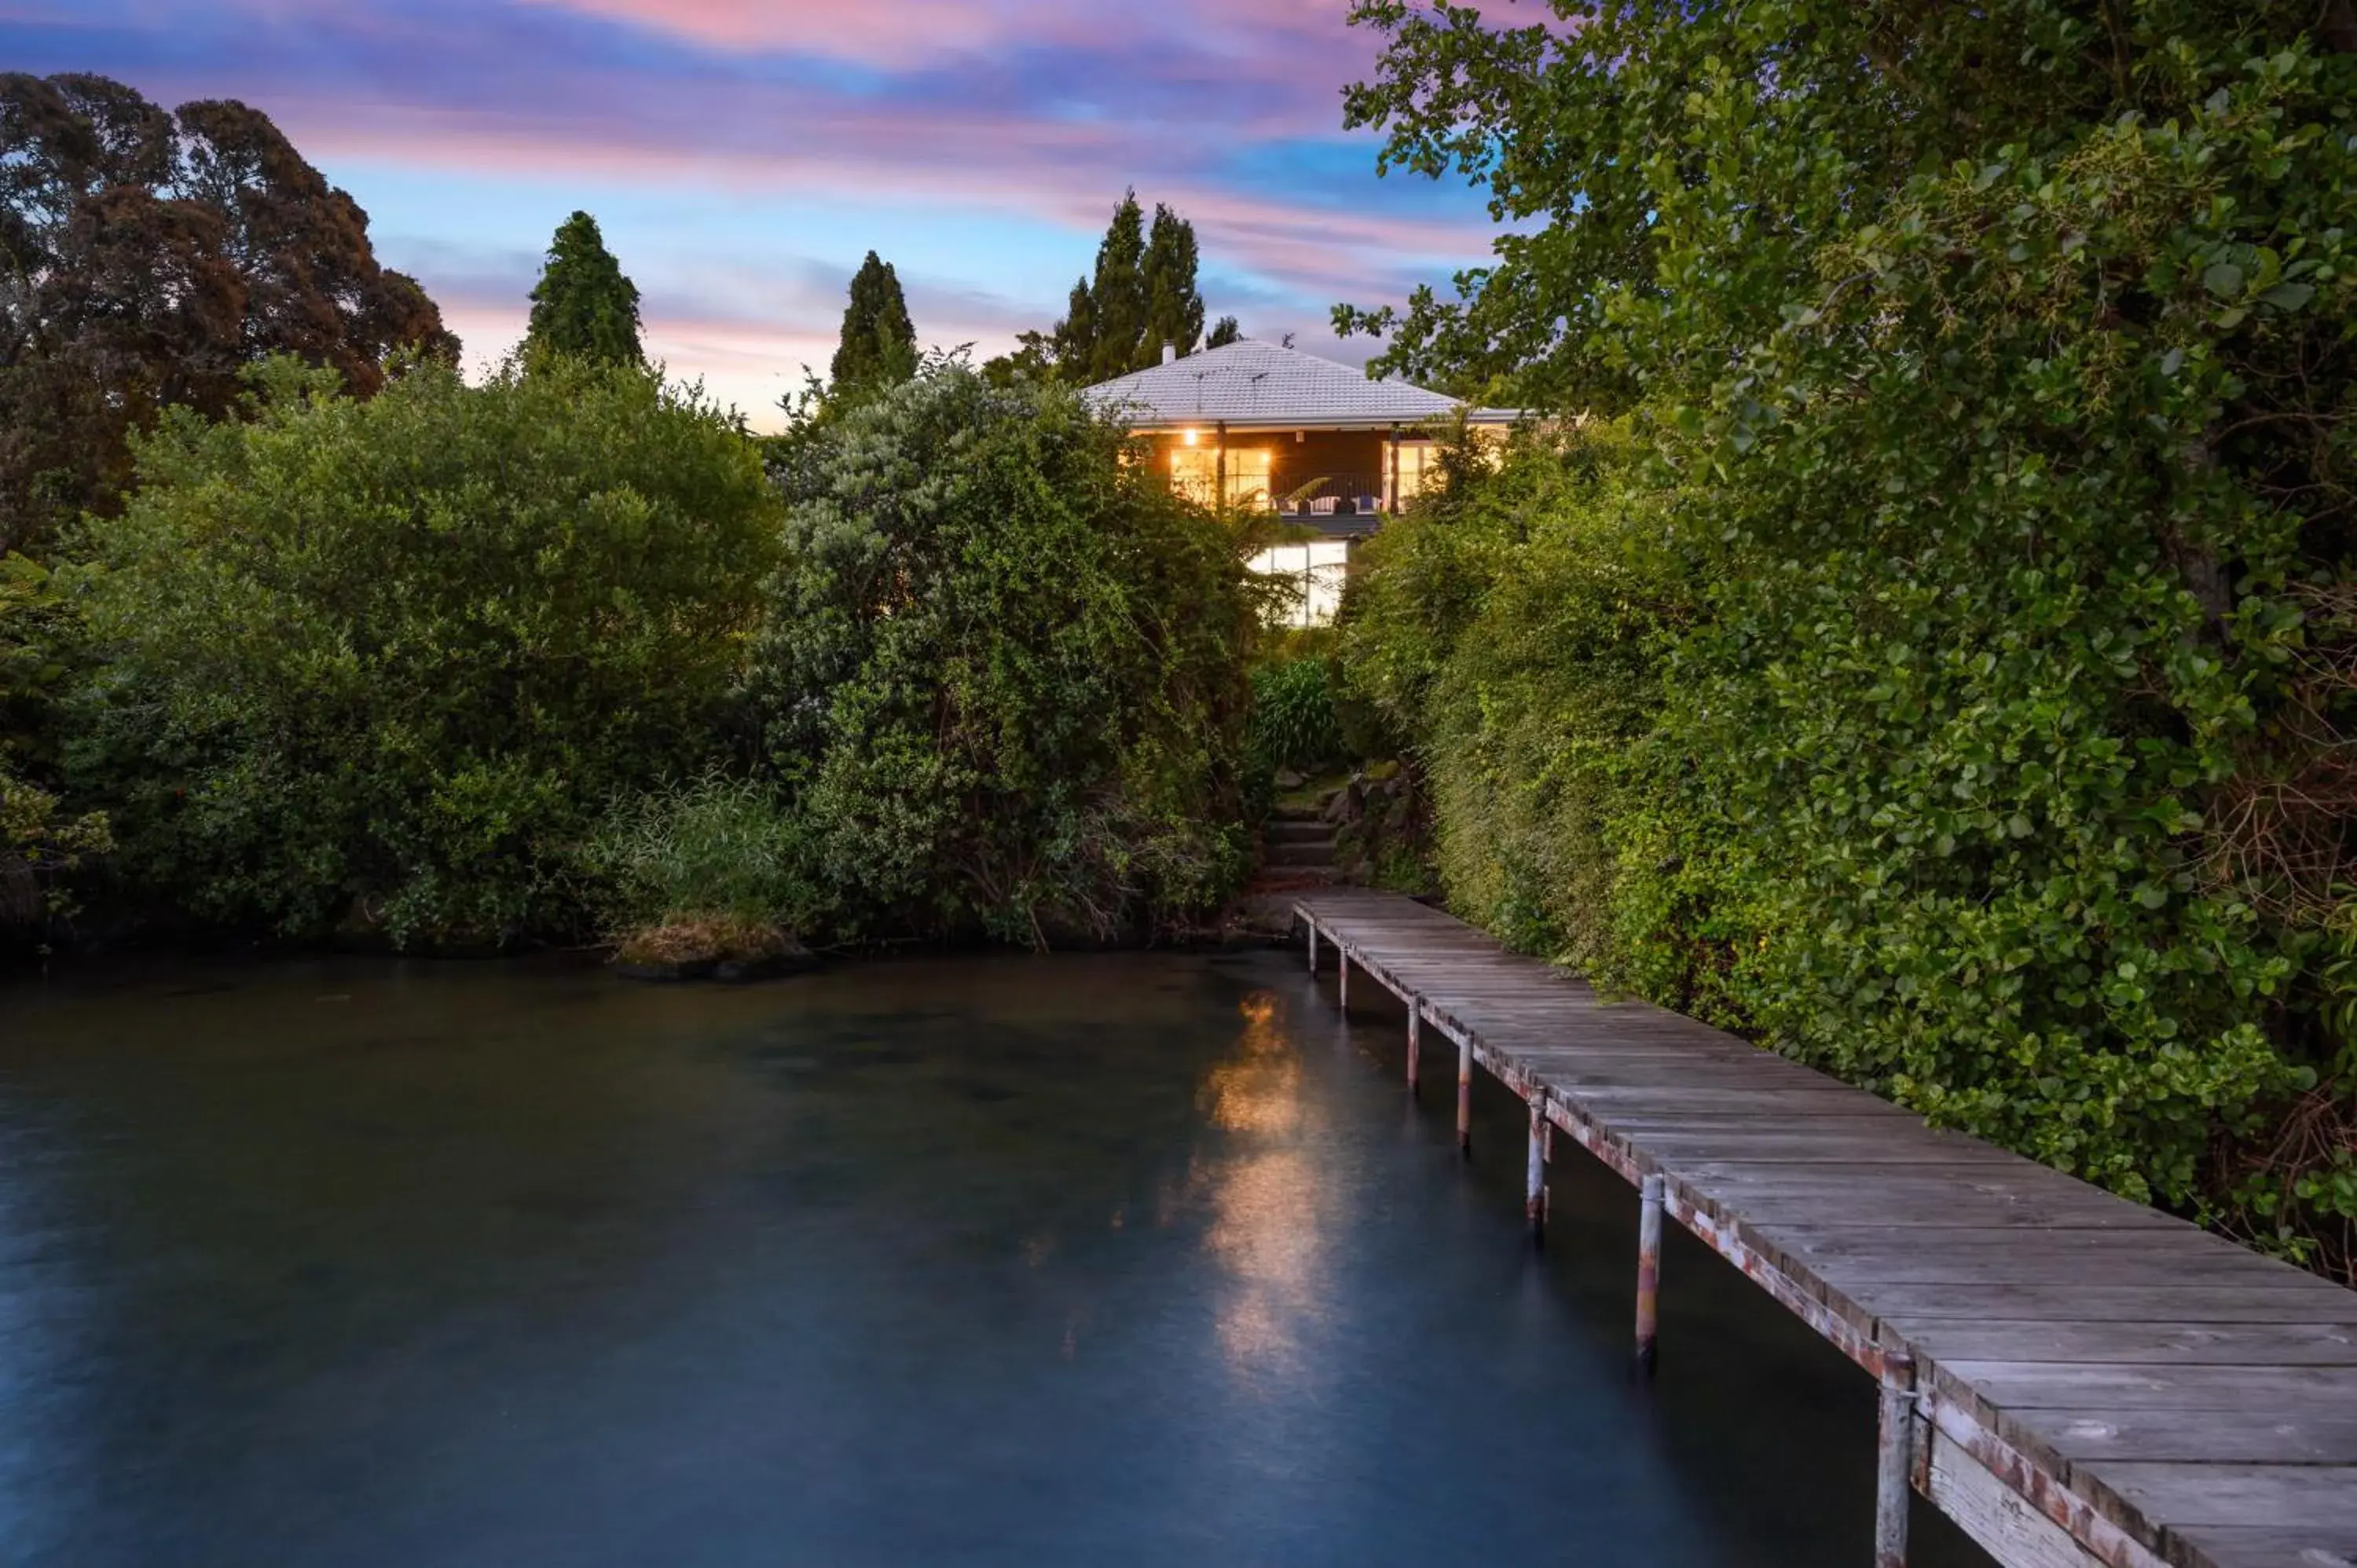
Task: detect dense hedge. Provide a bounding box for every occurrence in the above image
[1340,2,2356,1273]
[744,362,1255,946]
[63,357,782,947]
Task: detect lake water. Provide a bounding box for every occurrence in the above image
[0,950,1991,1566]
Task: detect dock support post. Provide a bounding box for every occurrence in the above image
[1406,997,1420,1097]
[1874,1351,1916,1567]
[1525,1100,1547,1240]
[1635,1172,1663,1373]
[1339,945,1349,1013]
[1306,921,1317,973]
[1455,1035,1473,1155]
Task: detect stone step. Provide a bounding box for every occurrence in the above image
[1267,842,1336,868]
[1266,820,1333,844]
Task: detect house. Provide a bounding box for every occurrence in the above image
[1080,340,1517,625]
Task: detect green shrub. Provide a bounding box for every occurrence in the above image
[66,356,783,947]
[751,359,1253,946]
[1,554,108,943]
[1339,3,2357,1271]
[586,772,805,936]
[1247,658,1344,775]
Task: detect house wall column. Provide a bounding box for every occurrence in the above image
[1388,422,1401,512]
[1215,420,1227,507]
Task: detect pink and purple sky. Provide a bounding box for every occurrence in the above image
[4,0,1501,428]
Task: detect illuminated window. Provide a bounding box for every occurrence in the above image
[1245,541,1351,628]
[1168,446,1273,509]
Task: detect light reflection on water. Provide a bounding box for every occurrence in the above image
[0,951,1990,1568]
[1201,992,1328,1385]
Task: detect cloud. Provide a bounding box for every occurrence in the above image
[3,0,1499,408]
[511,0,1359,75]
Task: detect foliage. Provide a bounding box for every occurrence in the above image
[1206,316,1243,350]
[0,72,457,555]
[1,555,108,940]
[1342,421,1705,974]
[65,355,781,948]
[525,211,643,368]
[1247,657,1345,775]
[828,251,918,404]
[1336,2,2357,1272]
[586,771,805,935]
[752,357,1255,946]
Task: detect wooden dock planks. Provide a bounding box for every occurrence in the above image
[1293,888,2357,1568]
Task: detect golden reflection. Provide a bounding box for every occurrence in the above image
[1193,990,1336,1385]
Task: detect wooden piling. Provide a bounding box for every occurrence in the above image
[1406,995,1420,1097]
[1635,1172,1663,1373]
[1339,943,1349,1013]
[1875,1351,1915,1568]
[1306,921,1317,973]
[1525,1098,1547,1240]
[1455,1033,1473,1155]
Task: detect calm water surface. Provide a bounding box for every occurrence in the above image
[0,951,1990,1566]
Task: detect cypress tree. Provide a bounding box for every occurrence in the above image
[1043,191,1222,383]
[829,251,918,399]
[1052,277,1096,378]
[1206,315,1242,349]
[1081,191,1148,383]
[524,211,643,367]
[1138,203,1205,369]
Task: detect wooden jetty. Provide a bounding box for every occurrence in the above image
[1293,887,2357,1568]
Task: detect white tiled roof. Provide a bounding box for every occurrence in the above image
[1081,340,1511,430]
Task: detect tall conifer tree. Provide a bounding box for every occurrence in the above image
[1081,191,1148,383]
[524,211,643,368]
[1139,203,1205,369]
[829,251,918,399]
[1052,277,1097,376]
[1014,190,1218,386]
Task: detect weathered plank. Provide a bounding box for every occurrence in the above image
[2164,1525,2357,1568]
[1901,1319,2357,1367]
[1293,888,2357,1568]
[1853,1282,2357,1325]
[2019,1405,2357,1465]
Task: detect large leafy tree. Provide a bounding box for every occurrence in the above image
[828,250,918,401]
[0,72,457,555]
[753,361,1255,944]
[1336,2,2357,1266]
[524,211,643,368]
[68,357,781,947]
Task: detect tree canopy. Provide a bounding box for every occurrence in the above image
[0,72,457,554]
[524,211,643,368]
[68,357,780,947]
[828,250,918,401]
[1335,0,2357,1271]
[753,360,1255,944]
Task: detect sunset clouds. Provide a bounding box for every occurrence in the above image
[2,0,1495,424]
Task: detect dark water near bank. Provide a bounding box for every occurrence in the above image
[0,951,1990,1567]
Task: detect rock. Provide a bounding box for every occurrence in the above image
[1274,768,1307,790]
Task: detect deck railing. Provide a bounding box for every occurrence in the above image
[1168,471,1397,515]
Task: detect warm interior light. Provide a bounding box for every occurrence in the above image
[1182,429,1199,446]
